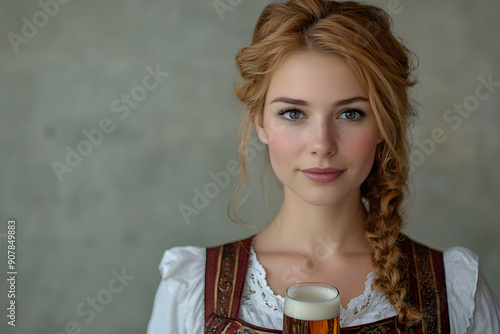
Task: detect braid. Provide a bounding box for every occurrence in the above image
[362,153,423,326]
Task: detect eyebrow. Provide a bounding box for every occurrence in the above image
[270,96,369,107]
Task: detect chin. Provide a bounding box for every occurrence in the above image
[291,187,352,207]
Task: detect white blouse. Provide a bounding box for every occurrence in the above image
[147,243,500,334]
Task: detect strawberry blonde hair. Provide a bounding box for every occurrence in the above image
[228,0,421,326]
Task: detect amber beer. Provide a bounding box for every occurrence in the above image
[283,283,340,334]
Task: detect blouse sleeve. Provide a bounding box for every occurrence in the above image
[444,247,500,334]
[147,246,206,334]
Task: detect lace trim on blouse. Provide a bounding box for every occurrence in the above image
[239,244,398,329]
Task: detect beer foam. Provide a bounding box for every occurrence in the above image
[284,285,340,321]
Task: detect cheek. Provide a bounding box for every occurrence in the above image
[266,127,302,166]
[343,130,380,163]
[268,132,298,160]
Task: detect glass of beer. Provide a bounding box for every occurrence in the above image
[283,282,340,334]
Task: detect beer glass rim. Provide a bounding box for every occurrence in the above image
[285,282,340,302]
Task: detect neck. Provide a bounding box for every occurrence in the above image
[261,187,370,256]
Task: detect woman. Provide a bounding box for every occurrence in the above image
[148,0,500,333]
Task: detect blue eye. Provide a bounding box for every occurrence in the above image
[278,108,305,121]
[338,108,365,121]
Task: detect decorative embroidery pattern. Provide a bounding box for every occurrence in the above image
[356,320,392,334]
[205,316,279,334]
[205,317,223,333]
[215,242,238,317]
[412,239,447,334]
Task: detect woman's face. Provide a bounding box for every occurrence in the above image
[256,51,381,207]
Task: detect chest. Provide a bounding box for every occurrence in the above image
[258,251,372,309]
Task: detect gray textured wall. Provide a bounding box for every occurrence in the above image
[1,0,499,333]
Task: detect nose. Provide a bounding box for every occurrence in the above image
[309,119,337,157]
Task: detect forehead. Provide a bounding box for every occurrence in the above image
[266,51,366,102]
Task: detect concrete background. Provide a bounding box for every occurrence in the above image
[0,0,499,333]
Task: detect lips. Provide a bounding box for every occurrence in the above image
[301,167,344,174]
[300,167,345,183]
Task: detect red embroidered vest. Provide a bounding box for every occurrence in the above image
[205,234,450,333]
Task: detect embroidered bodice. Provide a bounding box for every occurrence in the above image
[239,245,397,329]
